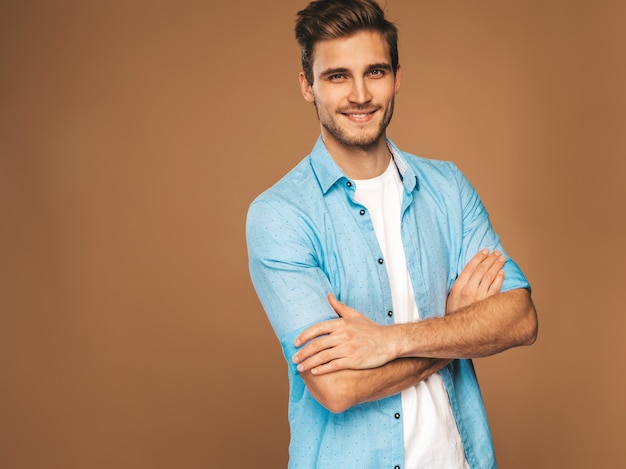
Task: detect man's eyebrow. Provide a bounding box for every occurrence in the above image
[367,63,393,71]
[319,63,393,77]
[319,67,350,77]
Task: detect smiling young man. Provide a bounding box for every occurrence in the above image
[246,1,537,468]
[299,29,399,179]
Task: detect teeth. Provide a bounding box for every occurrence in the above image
[349,113,368,117]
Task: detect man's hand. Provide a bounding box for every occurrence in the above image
[446,249,505,314]
[292,294,397,375]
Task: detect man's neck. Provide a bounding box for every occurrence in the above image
[322,135,391,180]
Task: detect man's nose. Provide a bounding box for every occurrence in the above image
[348,78,372,104]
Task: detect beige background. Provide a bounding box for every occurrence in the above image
[1,0,625,468]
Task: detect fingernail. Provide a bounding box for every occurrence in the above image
[292,354,299,363]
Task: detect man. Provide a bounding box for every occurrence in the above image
[246,0,538,467]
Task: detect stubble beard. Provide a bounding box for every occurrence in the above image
[314,98,395,150]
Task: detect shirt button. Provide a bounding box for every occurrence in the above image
[359,209,365,215]
[346,181,352,187]
[395,466,400,469]
[394,413,400,419]
[388,310,393,317]
[378,258,384,264]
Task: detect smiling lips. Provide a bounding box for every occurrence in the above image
[341,108,378,122]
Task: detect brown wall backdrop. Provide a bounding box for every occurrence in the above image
[1,1,625,468]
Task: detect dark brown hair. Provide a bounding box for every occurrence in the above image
[295,0,399,84]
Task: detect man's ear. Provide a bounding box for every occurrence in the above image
[299,72,315,103]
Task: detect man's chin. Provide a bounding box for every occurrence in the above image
[340,131,385,149]
[321,119,387,149]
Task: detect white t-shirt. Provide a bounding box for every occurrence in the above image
[353,158,470,469]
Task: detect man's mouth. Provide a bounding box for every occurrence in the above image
[341,109,378,121]
[342,109,376,116]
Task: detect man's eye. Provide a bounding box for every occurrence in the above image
[329,74,345,81]
[370,69,383,77]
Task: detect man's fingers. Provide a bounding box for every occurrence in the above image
[307,358,350,376]
[292,295,362,369]
[487,269,505,296]
[293,334,333,365]
[293,336,354,373]
[294,320,336,347]
[447,249,506,314]
[454,249,489,288]
[465,251,502,293]
[474,252,505,294]
[294,346,329,371]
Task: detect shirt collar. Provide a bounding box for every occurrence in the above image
[310,136,418,194]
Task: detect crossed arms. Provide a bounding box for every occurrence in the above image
[291,249,538,413]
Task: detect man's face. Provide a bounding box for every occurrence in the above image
[300,30,401,151]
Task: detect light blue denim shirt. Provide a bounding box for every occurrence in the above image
[246,137,529,469]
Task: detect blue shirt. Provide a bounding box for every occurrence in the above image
[246,137,529,469]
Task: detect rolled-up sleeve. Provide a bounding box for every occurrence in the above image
[454,164,530,292]
[246,198,337,371]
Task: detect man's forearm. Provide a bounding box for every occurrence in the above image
[301,356,451,413]
[293,289,537,376]
[393,288,537,360]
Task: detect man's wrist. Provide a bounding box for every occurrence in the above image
[387,323,414,361]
